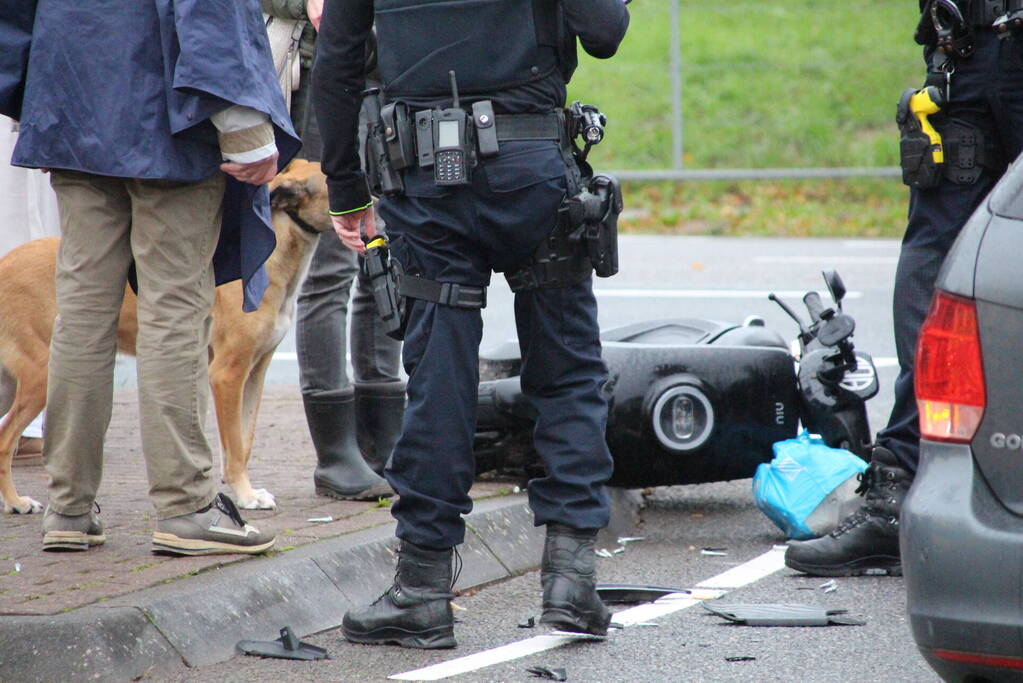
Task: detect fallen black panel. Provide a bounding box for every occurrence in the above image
[527,665,568,681]
[596,584,689,604]
[702,602,865,626]
[238,626,329,660]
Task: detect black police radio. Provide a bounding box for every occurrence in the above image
[431,71,471,185]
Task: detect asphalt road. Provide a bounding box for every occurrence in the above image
[149,235,938,682]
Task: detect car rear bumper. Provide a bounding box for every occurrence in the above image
[902,440,1023,681]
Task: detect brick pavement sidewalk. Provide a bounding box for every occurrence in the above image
[0,385,518,617]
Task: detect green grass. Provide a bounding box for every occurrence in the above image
[565,1,923,236]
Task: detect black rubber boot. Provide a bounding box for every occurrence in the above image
[354,381,406,475]
[785,446,913,577]
[342,540,457,649]
[540,523,612,636]
[303,389,394,501]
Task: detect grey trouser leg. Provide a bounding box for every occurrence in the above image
[296,230,400,394]
[45,171,224,518]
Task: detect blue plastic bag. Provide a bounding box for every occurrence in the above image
[753,431,868,540]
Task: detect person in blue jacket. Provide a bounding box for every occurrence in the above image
[0,0,300,555]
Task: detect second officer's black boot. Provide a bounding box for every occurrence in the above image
[303,389,394,501]
[540,523,612,636]
[785,446,913,576]
[354,381,406,475]
[342,540,457,649]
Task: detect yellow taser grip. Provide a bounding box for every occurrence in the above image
[909,88,944,164]
[366,237,388,249]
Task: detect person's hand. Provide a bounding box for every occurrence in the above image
[332,204,377,254]
[306,0,323,30]
[220,152,279,185]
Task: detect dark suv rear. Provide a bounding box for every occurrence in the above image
[903,156,1023,681]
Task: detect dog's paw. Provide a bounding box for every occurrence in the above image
[238,488,277,510]
[6,496,43,514]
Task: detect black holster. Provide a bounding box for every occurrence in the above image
[897,88,944,189]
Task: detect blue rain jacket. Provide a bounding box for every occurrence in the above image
[0,0,300,311]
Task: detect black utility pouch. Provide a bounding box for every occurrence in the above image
[897,88,943,189]
[584,174,623,278]
[362,238,410,341]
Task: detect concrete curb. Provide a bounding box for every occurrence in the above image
[0,490,643,680]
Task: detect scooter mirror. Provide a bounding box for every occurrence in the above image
[823,270,846,309]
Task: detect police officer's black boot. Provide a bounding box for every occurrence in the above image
[785,446,913,577]
[303,389,394,501]
[354,381,406,475]
[540,523,612,636]
[342,540,457,649]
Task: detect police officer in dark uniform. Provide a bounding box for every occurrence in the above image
[313,0,629,648]
[787,0,1023,577]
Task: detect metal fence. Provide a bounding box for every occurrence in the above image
[615,0,900,183]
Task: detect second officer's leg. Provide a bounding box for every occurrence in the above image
[295,231,391,500]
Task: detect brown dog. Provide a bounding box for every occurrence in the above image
[0,160,332,514]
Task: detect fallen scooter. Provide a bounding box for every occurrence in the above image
[473,270,878,487]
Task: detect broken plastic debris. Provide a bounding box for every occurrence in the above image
[596,584,689,604]
[818,579,838,593]
[548,630,606,640]
[518,616,536,629]
[701,548,727,556]
[726,656,756,662]
[13,563,21,573]
[616,536,645,545]
[702,602,865,626]
[513,486,521,493]
[526,665,567,681]
[594,548,613,558]
[612,546,626,555]
[307,516,333,523]
[451,602,466,611]
[237,626,329,660]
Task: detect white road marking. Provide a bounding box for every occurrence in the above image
[389,546,788,681]
[753,256,897,265]
[593,289,862,300]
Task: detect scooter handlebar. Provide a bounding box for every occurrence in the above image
[803,291,825,324]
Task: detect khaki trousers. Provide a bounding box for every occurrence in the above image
[45,171,225,519]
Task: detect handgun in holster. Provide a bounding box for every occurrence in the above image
[564,174,623,278]
[362,237,409,340]
[897,85,945,189]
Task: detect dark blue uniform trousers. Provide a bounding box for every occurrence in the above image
[877,31,1023,473]
[378,141,613,549]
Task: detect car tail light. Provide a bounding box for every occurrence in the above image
[915,291,985,442]
[932,648,1023,670]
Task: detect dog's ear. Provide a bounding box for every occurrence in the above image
[269,178,310,212]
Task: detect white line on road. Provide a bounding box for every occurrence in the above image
[389,546,788,681]
[593,289,862,299]
[753,256,897,264]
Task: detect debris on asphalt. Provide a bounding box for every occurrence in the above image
[594,548,614,558]
[596,584,689,604]
[451,601,466,611]
[612,546,626,555]
[518,617,536,629]
[616,536,645,545]
[702,602,866,627]
[818,579,838,593]
[306,516,333,523]
[237,626,329,660]
[701,547,728,556]
[726,656,757,662]
[12,563,21,574]
[526,665,568,681]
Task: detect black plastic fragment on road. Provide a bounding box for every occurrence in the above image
[527,665,568,681]
[726,656,757,662]
[518,616,536,628]
[237,626,329,660]
[595,584,688,604]
[702,602,865,626]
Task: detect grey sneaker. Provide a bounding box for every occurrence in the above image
[42,505,105,551]
[152,493,276,556]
